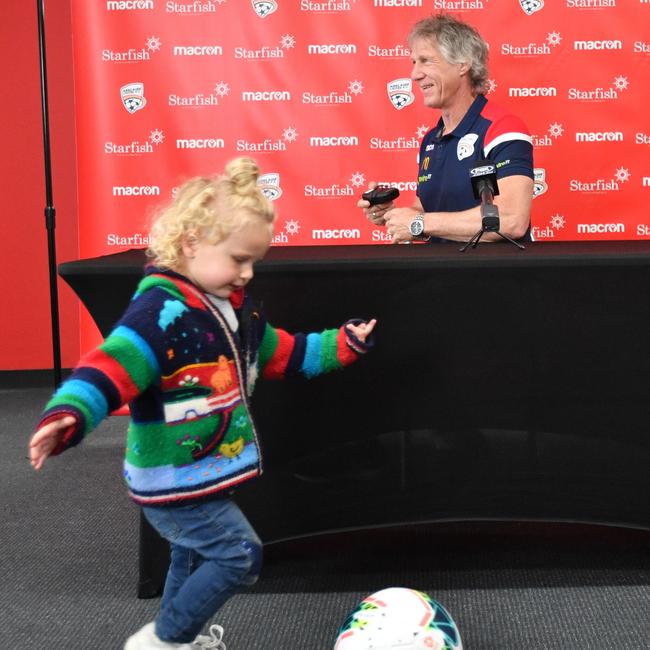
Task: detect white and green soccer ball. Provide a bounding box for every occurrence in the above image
[333,587,462,650]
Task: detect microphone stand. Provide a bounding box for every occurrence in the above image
[37,0,62,386]
[460,188,525,252]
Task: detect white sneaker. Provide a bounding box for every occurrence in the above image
[194,624,226,649]
[124,621,196,650]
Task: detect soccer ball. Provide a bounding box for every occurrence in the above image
[333,587,462,650]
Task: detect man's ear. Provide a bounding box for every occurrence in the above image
[459,62,469,77]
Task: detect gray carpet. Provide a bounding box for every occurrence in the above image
[2,387,649,649]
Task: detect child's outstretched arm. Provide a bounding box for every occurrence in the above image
[29,415,77,470]
[346,318,377,343]
[257,316,377,381]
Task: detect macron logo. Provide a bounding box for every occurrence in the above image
[575,131,623,142]
[509,86,557,97]
[112,185,160,196]
[173,45,223,57]
[312,228,361,240]
[307,44,357,55]
[309,136,359,147]
[107,0,153,9]
[574,39,622,50]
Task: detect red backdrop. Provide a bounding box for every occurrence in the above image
[71,0,650,254]
[69,1,649,349]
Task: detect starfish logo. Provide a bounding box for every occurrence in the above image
[546,31,562,47]
[280,34,296,50]
[348,80,364,96]
[550,214,566,230]
[416,125,430,139]
[282,127,298,143]
[349,172,366,188]
[149,129,165,145]
[548,122,564,138]
[146,36,161,52]
[214,81,230,98]
[614,167,630,183]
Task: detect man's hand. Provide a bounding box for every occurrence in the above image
[357,182,395,226]
[383,207,421,243]
[29,415,76,470]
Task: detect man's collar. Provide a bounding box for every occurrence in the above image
[432,94,487,141]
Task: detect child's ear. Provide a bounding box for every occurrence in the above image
[181,231,199,258]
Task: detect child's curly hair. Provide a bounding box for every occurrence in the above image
[146,157,275,269]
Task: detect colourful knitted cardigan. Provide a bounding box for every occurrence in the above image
[38,267,372,506]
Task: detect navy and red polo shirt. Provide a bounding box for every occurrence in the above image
[417,94,534,240]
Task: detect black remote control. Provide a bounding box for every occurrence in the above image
[362,185,400,206]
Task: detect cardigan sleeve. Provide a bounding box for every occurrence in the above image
[37,298,161,454]
[257,319,374,381]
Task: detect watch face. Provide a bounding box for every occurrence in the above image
[409,217,424,236]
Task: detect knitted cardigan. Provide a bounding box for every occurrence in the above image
[38,267,372,506]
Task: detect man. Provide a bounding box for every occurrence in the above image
[359,13,534,244]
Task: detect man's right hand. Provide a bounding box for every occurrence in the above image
[357,182,394,226]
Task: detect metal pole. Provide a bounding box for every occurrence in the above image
[37,0,62,387]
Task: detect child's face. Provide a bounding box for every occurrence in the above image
[181,219,271,298]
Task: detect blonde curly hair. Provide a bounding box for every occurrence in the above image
[146,157,275,269]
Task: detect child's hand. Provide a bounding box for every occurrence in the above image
[29,415,76,470]
[347,318,377,343]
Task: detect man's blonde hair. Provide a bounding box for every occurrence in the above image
[408,13,489,95]
[147,157,275,269]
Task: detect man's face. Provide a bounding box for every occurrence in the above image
[410,37,467,110]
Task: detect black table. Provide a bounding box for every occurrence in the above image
[59,241,650,597]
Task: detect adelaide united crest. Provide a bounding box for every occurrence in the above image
[387,78,415,111]
[120,83,147,114]
[519,0,544,15]
[251,0,278,17]
[257,173,282,201]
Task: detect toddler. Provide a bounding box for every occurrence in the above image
[29,157,376,649]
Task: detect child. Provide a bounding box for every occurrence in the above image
[29,157,376,650]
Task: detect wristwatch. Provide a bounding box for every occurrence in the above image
[409,213,426,238]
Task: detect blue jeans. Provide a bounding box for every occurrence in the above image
[142,498,263,643]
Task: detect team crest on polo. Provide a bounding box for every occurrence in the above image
[533,168,548,198]
[387,79,415,110]
[252,0,278,17]
[257,173,282,200]
[457,133,478,161]
[120,83,147,113]
[519,0,544,14]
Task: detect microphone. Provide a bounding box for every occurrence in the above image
[460,158,525,251]
[469,160,500,231]
[469,160,500,203]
